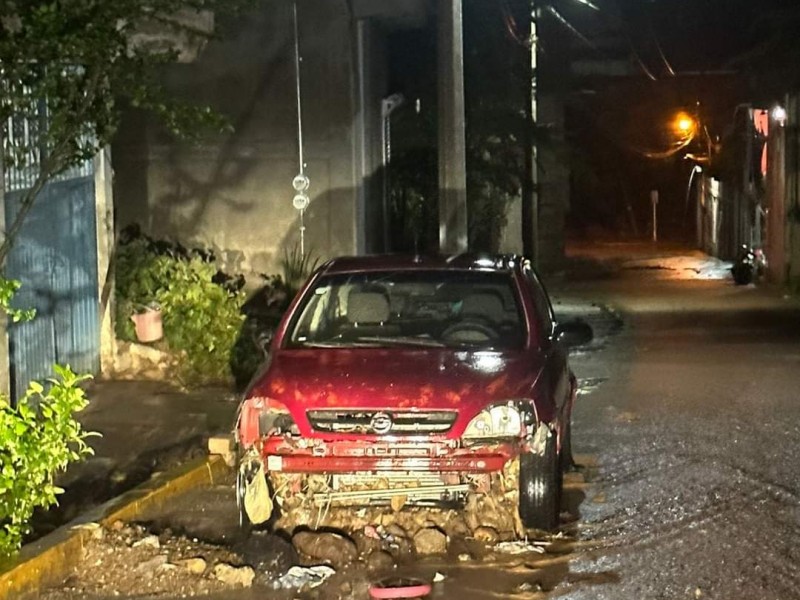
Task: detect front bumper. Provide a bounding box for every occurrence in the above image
[259,437,520,474]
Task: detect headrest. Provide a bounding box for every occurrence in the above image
[347,291,390,324]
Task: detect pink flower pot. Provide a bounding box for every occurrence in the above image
[131,307,163,343]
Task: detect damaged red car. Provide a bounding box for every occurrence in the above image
[236,254,591,533]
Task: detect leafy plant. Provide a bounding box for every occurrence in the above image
[0,364,95,558]
[115,235,246,385]
[0,277,35,323]
[279,245,321,299]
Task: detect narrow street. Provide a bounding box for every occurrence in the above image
[42,245,800,600]
[559,245,800,599]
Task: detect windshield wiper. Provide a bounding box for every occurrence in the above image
[355,336,446,348]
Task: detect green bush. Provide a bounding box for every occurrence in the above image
[115,237,245,385]
[0,279,96,557]
[0,366,95,558]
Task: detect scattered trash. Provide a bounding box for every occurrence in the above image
[494,540,547,555]
[433,572,446,583]
[515,581,542,593]
[274,565,336,590]
[369,577,432,599]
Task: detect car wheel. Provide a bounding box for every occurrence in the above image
[235,464,253,536]
[518,432,561,531]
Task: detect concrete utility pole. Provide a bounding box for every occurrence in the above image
[437,0,468,254]
[522,1,540,265]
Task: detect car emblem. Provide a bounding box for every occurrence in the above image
[370,412,393,435]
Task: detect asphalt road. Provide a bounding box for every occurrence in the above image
[46,247,800,599]
[559,250,800,600]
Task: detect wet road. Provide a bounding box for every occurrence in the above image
[45,248,800,599]
[562,265,800,600]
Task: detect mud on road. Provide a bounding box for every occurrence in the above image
[39,461,611,600]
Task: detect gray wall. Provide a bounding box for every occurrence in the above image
[114,0,371,279]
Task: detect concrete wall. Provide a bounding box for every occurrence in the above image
[113,0,367,279]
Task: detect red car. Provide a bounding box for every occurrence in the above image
[236,254,591,532]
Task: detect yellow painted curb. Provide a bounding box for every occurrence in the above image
[0,455,230,600]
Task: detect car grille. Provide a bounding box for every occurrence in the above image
[306,410,457,435]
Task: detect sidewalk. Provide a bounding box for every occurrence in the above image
[33,381,238,538]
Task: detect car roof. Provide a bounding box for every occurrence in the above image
[318,254,525,275]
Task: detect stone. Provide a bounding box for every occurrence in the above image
[473,526,500,545]
[352,529,383,558]
[136,555,168,574]
[110,520,125,532]
[413,527,448,555]
[366,550,395,573]
[385,535,414,560]
[176,557,207,575]
[132,535,160,549]
[384,523,409,540]
[208,435,236,466]
[212,563,255,588]
[443,516,471,538]
[292,531,357,568]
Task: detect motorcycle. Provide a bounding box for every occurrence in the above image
[731,245,766,285]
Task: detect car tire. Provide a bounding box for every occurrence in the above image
[518,432,561,531]
[235,465,253,536]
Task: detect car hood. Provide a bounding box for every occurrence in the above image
[250,348,544,426]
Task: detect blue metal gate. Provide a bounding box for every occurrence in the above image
[3,120,99,401]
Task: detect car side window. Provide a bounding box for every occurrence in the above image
[523,267,555,339]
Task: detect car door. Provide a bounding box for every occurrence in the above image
[521,264,572,418]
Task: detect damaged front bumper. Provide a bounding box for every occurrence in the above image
[257,436,520,474]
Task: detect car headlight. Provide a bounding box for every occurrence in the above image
[463,404,522,438]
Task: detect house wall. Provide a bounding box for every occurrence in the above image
[113,0,364,280]
[787,95,800,288]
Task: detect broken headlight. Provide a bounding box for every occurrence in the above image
[238,397,300,447]
[463,404,522,438]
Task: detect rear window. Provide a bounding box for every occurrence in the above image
[285,270,526,350]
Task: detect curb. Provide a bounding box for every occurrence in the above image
[0,455,230,600]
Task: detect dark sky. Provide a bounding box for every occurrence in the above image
[564,0,794,74]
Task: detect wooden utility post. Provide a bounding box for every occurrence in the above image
[437,0,468,254]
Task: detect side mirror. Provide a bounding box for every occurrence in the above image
[554,319,593,348]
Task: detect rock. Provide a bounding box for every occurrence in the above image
[136,555,168,574]
[384,523,409,539]
[443,516,471,538]
[413,527,448,555]
[233,531,297,574]
[213,563,255,588]
[385,536,414,560]
[132,535,160,550]
[366,550,395,573]
[176,557,207,575]
[292,531,357,568]
[110,520,125,532]
[473,526,500,545]
[352,529,383,558]
[112,340,177,380]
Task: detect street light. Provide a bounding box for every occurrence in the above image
[673,111,697,137]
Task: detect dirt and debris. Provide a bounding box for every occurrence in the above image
[42,458,590,599]
[41,522,246,599]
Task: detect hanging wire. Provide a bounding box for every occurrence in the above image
[293,2,304,177]
[292,1,306,255]
[653,34,676,76]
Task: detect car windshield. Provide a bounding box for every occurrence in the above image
[286,270,526,350]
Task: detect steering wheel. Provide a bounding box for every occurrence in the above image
[440,319,499,343]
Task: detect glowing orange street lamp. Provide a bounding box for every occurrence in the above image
[673,112,697,136]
